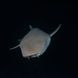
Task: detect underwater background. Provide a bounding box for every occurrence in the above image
[0,1,78,78]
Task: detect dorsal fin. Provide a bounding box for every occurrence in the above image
[29,25,32,30]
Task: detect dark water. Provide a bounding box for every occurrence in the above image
[0,2,78,78]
